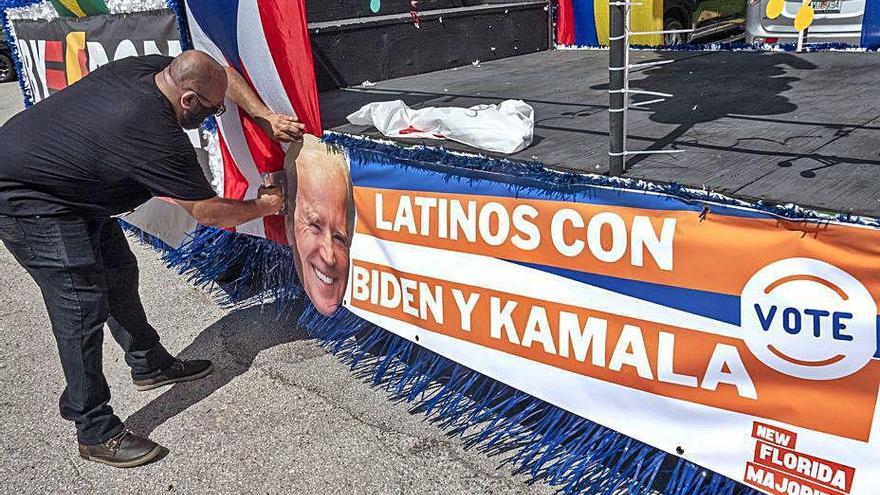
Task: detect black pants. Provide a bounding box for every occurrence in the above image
[0,214,175,445]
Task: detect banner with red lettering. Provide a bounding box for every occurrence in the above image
[336,140,880,495]
[9,9,182,103]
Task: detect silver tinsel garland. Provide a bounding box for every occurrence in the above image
[6,2,56,20]
[6,0,167,20]
[203,129,224,195]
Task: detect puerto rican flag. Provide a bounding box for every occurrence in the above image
[185,0,322,244]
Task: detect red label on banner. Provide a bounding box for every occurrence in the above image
[753,441,855,493]
[752,422,798,449]
[745,462,849,495]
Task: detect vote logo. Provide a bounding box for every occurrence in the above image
[741,258,877,381]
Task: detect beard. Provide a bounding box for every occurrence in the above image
[181,107,213,129]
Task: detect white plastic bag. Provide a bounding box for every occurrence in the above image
[346,99,534,154]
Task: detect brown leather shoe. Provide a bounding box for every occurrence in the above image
[133,359,214,391]
[78,429,162,468]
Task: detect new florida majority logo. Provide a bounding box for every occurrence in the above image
[741,258,878,381]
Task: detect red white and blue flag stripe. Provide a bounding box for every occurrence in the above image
[185,0,322,243]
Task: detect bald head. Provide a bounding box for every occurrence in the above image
[156,50,228,129]
[168,50,227,97]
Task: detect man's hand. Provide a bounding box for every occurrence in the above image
[173,187,287,228]
[255,113,306,143]
[224,66,306,143]
[256,185,285,215]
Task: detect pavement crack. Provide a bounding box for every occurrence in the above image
[66,455,87,483]
[251,363,535,490]
[254,364,422,439]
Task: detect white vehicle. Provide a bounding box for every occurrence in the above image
[746,0,866,45]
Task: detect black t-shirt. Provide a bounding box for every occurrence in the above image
[0,54,216,218]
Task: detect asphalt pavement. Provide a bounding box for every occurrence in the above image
[0,81,553,494]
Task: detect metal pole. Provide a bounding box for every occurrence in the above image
[608,0,626,176]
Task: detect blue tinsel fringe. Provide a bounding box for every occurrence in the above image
[645,41,859,52]
[163,0,192,51]
[118,219,174,254]
[295,305,758,495]
[162,225,302,309]
[565,41,868,52]
[0,0,43,9]
[0,5,35,107]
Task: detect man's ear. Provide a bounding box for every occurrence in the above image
[180,91,196,110]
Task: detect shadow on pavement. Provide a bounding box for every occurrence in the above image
[125,302,310,436]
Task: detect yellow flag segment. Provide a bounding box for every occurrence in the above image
[766,0,785,19]
[795,3,816,30]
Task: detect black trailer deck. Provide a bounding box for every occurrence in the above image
[320,49,880,217]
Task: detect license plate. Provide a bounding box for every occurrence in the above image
[812,0,841,13]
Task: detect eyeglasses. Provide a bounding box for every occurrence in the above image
[189,89,226,117]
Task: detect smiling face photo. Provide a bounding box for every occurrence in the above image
[284,140,355,316]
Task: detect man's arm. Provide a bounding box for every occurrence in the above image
[224,66,306,142]
[172,186,285,228]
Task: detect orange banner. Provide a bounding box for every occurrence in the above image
[354,187,880,299]
[349,259,880,441]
